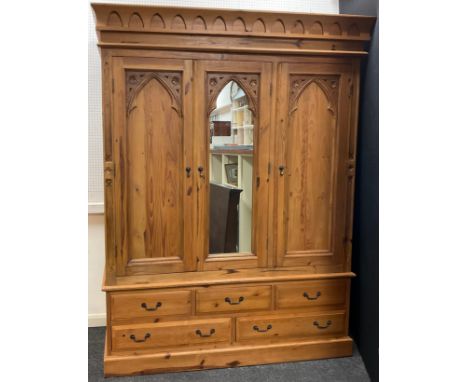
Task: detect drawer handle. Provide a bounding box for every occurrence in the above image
[141,302,162,311]
[253,324,272,333]
[313,320,332,329]
[303,291,322,301]
[195,329,215,338]
[129,333,151,343]
[224,296,245,305]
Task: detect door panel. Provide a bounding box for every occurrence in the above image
[127,76,183,260]
[275,62,353,269]
[287,79,336,253]
[194,61,272,271]
[112,57,194,276]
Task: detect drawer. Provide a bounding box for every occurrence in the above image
[112,318,231,352]
[110,290,191,320]
[276,280,347,310]
[237,312,345,343]
[196,285,271,314]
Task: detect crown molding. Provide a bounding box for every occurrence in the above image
[91,3,376,56]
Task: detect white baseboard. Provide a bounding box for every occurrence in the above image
[88,313,107,327]
[88,202,105,214]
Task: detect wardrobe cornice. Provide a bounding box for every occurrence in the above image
[92,3,376,56]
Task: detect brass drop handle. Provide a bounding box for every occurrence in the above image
[129,333,151,343]
[313,320,332,329]
[224,296,244,305]
[185,166,191,177]
[278,165,285,176]
[303,291,322,301]
[198,166,205,178]
[141,302,162,311]
[195,328,215,337]
[253,324,272,333]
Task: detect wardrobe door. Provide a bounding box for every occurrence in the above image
[111,57,195,276]
[193,60,272,271]
[275,62,354,271]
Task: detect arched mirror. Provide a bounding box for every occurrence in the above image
[208,80,254,255]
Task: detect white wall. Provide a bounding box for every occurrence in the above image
[88,214,106,326]
[88,0,339,327]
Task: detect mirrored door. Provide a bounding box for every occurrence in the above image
[208,80,254,255]
[194,61,272,271]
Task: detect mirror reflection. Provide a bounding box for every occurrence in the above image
[209,81,254,254]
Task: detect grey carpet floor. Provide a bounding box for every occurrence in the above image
[89,327,370,382]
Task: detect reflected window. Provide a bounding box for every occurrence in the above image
[208,81,254,254]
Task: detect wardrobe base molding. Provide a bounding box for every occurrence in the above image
[103,269,356,292]
[103,335,353,377]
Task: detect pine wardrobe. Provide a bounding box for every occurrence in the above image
[92,3,375,377]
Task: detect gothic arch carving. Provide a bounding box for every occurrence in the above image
[252,18,266,33]
[206,73,259,117]
[213,16,227,31]
[291,20,305,34]
[289,75,339,115]
[192,16,207,30]
[347,23,360,36]
[171,15,186,30]
[126,71,182,116]
[271,19,286,33]
[107,11,123,26]
[150,13,165,28]
[128,12,144,28]
[310,21,324,35]
[329,22,342,36]
[232,17,246,32]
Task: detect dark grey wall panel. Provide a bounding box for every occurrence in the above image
[339,0,379,381]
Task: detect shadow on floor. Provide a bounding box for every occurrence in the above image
[89,327,370,382]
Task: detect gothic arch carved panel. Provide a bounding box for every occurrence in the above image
[289,75,339,115]
[285,79,337,253]
[126,71,182,116]
[206,73,259,116]
[126,77,184,263]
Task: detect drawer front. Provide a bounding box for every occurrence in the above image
[237,312,345,343]
[276,280,347,309]
[112,318,231,352]
[196,285,271,313]
[110,290,191,320]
